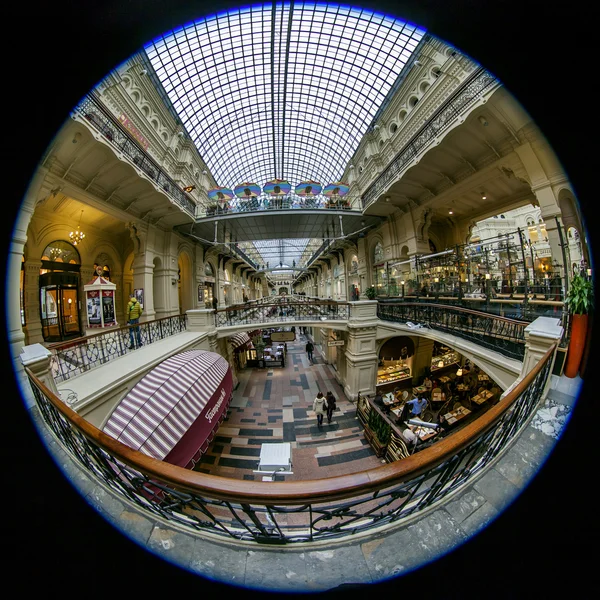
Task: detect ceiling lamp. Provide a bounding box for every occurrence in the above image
[456,367,463,377]
[481,192,487,200]
[437,360,444,368]
[69,210,85,246]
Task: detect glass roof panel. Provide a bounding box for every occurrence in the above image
[144,2,424,269]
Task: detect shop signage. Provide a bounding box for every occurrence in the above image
[271,331,296,342]
[328,340,345,347]
[119,114,150,150]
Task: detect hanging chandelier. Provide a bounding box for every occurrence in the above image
[69,210,85,246]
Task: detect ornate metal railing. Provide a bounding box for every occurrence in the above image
[362,68,498,208]
[198,194,362,218]
[73,94,196,216]
[215,300,350,328]
[25,343,556,544]
[377,302,528,360]
[47,314,187,383]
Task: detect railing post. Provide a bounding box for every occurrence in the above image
[19,344,61,398]
[521,317,563,401]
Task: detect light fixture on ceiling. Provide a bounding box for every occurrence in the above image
[69,210,85,246]
[478,115,489,127]
[448,209,453,215]
[385,196,391,202]
[481,192,487,200]
[456,367,463,377]
[72,132,82,144]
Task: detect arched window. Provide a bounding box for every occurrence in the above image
[205,262,214,277]
[40,240,81,272]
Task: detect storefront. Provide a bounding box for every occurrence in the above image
[103,350,233,469]
[39,240,83,342]
[376,335,414,391]
[200,262,216,308]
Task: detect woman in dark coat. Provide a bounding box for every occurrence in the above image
[325,391,337,424]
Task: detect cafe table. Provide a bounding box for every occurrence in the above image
[408,423,438,442]
[478,373,490,382]
[456,383,469,392]
[441,405,472,426]
[471,390,494,405]
[413,385,427,395]
[383,392,396,405]
[439,375,451,384]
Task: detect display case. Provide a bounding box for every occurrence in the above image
[431,350,460,372]
[376,363,411,387]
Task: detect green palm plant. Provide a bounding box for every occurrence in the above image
[564,273,594,315]
[365,286,377,300]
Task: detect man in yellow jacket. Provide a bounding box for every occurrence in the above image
[127,293,143,349]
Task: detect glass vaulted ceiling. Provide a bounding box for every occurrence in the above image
[144,2,424,270]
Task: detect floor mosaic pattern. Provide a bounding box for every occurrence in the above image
[194,334,382,480]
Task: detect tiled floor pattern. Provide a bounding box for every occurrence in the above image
[194,335,383,480]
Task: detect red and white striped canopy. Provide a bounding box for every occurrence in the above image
[103,350,232,467]
[228,331,251,350]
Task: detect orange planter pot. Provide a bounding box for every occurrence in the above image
[564,313,588,378]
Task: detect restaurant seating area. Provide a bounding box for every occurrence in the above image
[359,361,501,461]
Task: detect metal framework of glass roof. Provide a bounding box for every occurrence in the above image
[144,2,424,271]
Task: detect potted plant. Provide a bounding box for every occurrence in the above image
[364,286,377,300]
[563,273,594,378]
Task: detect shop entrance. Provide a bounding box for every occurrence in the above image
[40,272,82,342]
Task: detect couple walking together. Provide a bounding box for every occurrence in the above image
[313,391,337,426]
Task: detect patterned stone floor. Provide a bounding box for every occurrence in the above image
[194,333,383,480]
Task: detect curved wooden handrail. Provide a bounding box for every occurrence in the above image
[380,301,531,325]
[26,343,555,505]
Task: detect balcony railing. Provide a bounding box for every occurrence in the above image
[73,94,196,217]
[25,342,556,545]
[361,68,498,208]
[47,314,187,383]
[215,300,350,328]
[378,302,529,360]
[197,194,361,219]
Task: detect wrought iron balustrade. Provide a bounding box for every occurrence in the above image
[377,302,528,360]
[215,300,350,328]
[73,95,196,216]
[198,195,361,219]
[48,314,187,383]
[25,343,556,545]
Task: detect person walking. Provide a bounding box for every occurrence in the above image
[127,293,143,349]
[305,340,314,363]
[325,391,337,424]
[313,392,327,427]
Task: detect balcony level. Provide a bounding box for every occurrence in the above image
[16,299,581,593]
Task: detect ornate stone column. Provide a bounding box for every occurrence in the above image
[23,259,44,344]
[343,301,379,401]
[410,337,435,384]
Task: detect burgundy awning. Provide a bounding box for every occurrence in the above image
[103,350,232,469]
[229,331,251,350]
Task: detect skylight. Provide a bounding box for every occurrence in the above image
[144,2,424,268]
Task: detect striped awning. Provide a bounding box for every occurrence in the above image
[102,350,232,468]
[229,331,251,350]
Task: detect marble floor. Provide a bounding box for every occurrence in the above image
[194,333,383,480]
